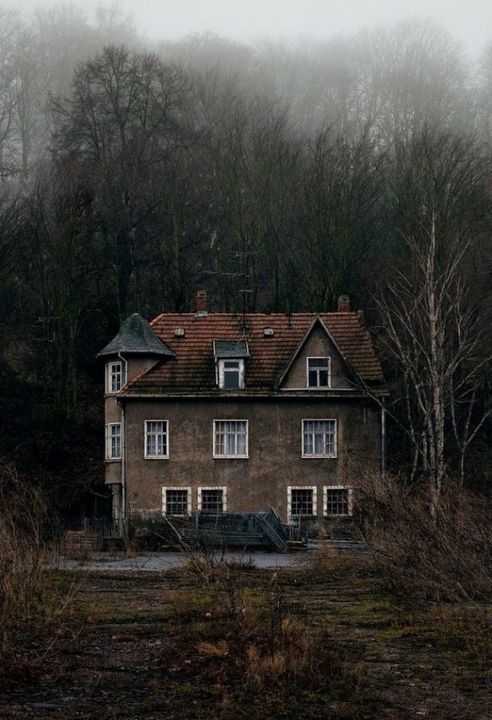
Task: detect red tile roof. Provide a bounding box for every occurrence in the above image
[123,312,386,395]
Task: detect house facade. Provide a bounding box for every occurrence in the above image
[98,293,387,526]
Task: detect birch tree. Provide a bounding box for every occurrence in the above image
[377,131,491,505]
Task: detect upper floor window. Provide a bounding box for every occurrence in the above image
[218,359,245,389]
[105,423,121,459]
[145,420,168,458]
[302,419,337,458]
[307,357,331,388]
[214,420,248,458]
[105,361,125,394]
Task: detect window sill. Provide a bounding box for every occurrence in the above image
[105,458,122,463]
[145,455,169,460]
[213,455,249,460]
[301,454,337,459]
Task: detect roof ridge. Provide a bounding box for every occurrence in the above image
[151,311,360,320]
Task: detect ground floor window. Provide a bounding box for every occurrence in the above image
[323,486,353,516]
[105,423,121,459]
[162,487,191,516]
[287,486,317,518]
[198,487,227,513]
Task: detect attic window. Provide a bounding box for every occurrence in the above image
[218,359,244,389]
[214,340,249,390]
[307,357,331,388]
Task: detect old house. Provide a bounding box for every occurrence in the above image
[98,293,387,526]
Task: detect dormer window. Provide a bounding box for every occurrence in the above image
[105,361,125,394]
[214,340,249,390]
[307,357,331,388]
[219,359,244,389]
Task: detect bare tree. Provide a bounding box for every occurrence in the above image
[376,131,491,505]
[25,164,100,418]
[52,45,192,316]
[0,8,19,176]
[295,127,382,310]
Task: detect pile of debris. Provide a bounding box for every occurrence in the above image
[174,508,289,551]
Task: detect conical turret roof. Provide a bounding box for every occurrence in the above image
[97,313,174,358]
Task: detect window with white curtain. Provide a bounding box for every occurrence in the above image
[302,420,337,457]
[105,361,125,393]
[213,420,248,458]
[105,423,121,459]
[145,420,168,458]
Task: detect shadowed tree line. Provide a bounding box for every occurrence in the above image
[0,8,490,511]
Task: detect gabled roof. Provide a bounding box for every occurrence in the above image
[97,313,174,359]
[276,314,359,389]
[122,312,386,395]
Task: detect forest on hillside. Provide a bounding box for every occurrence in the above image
[0,5,490,512]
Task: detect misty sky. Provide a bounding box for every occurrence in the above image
[14,0,492,54]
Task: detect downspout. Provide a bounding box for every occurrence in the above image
[118,353,128,537]
[380,397,386,476]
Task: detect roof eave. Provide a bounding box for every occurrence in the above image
[96,347,174,359]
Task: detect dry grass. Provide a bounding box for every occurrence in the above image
[1,561,490,719]
[167,552,361,710]
[0,463,79,678]
[354,472,492,603]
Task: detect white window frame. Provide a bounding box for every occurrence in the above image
[213,419,248,458]
[105,423,121,460]
[323,486,354,517]
[287,486,317,519]
[162,486,192,516]
[301,419,337,458]
[306,357,331,389]
[197,486,227,512]
[144,420,169,459]
[217,359,245,389]
[105,361,125,394]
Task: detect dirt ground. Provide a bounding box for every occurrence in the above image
[1,555,490,720]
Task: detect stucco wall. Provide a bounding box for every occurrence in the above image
[103,356,162,485]
[118,396,381,521]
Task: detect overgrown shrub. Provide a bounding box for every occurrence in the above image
[355,472,492,603]
[0,463,77,675]
[176,553,357,706]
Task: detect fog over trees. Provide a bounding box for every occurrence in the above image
[0,5,490,510]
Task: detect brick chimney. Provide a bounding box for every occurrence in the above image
[196,289,208,315]
[337,295,350,312]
